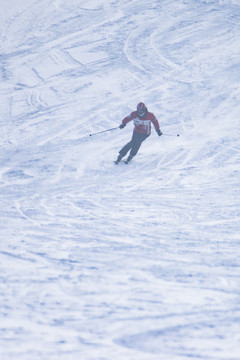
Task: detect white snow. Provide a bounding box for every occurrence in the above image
[1,0,240,359]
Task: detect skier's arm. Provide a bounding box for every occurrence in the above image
[119,112,135,128]
[152,115,162,136]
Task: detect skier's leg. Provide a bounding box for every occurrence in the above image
[128,133,149,160]
[117,133,134,160]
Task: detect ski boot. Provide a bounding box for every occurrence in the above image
[125,156,132,164]
[114,154,123,164]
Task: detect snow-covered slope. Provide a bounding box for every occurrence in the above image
[1,1,240,359]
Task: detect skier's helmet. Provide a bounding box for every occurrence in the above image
[137,102,147,118]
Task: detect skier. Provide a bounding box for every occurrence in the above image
[115,102,162,163]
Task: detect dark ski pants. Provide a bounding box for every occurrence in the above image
[119,131,149,159]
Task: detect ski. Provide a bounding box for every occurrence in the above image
[114,160,131,165]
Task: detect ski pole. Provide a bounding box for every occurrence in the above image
[89,127,119,137]
[163,133,180,137]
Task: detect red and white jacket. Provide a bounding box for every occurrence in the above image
[122,111,160,135]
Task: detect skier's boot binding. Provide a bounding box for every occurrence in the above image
[125,156,132,164]
[115,154,123,164]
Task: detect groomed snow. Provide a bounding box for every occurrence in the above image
[1,0,240,359]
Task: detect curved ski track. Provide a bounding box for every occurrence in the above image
[1,1,240,359]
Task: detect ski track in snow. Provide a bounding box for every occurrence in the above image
[1,0,240,359]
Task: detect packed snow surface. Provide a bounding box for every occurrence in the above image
[1,0,240,359]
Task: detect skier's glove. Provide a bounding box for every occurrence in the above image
[119,123,126,129]
[157,129,162,136]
